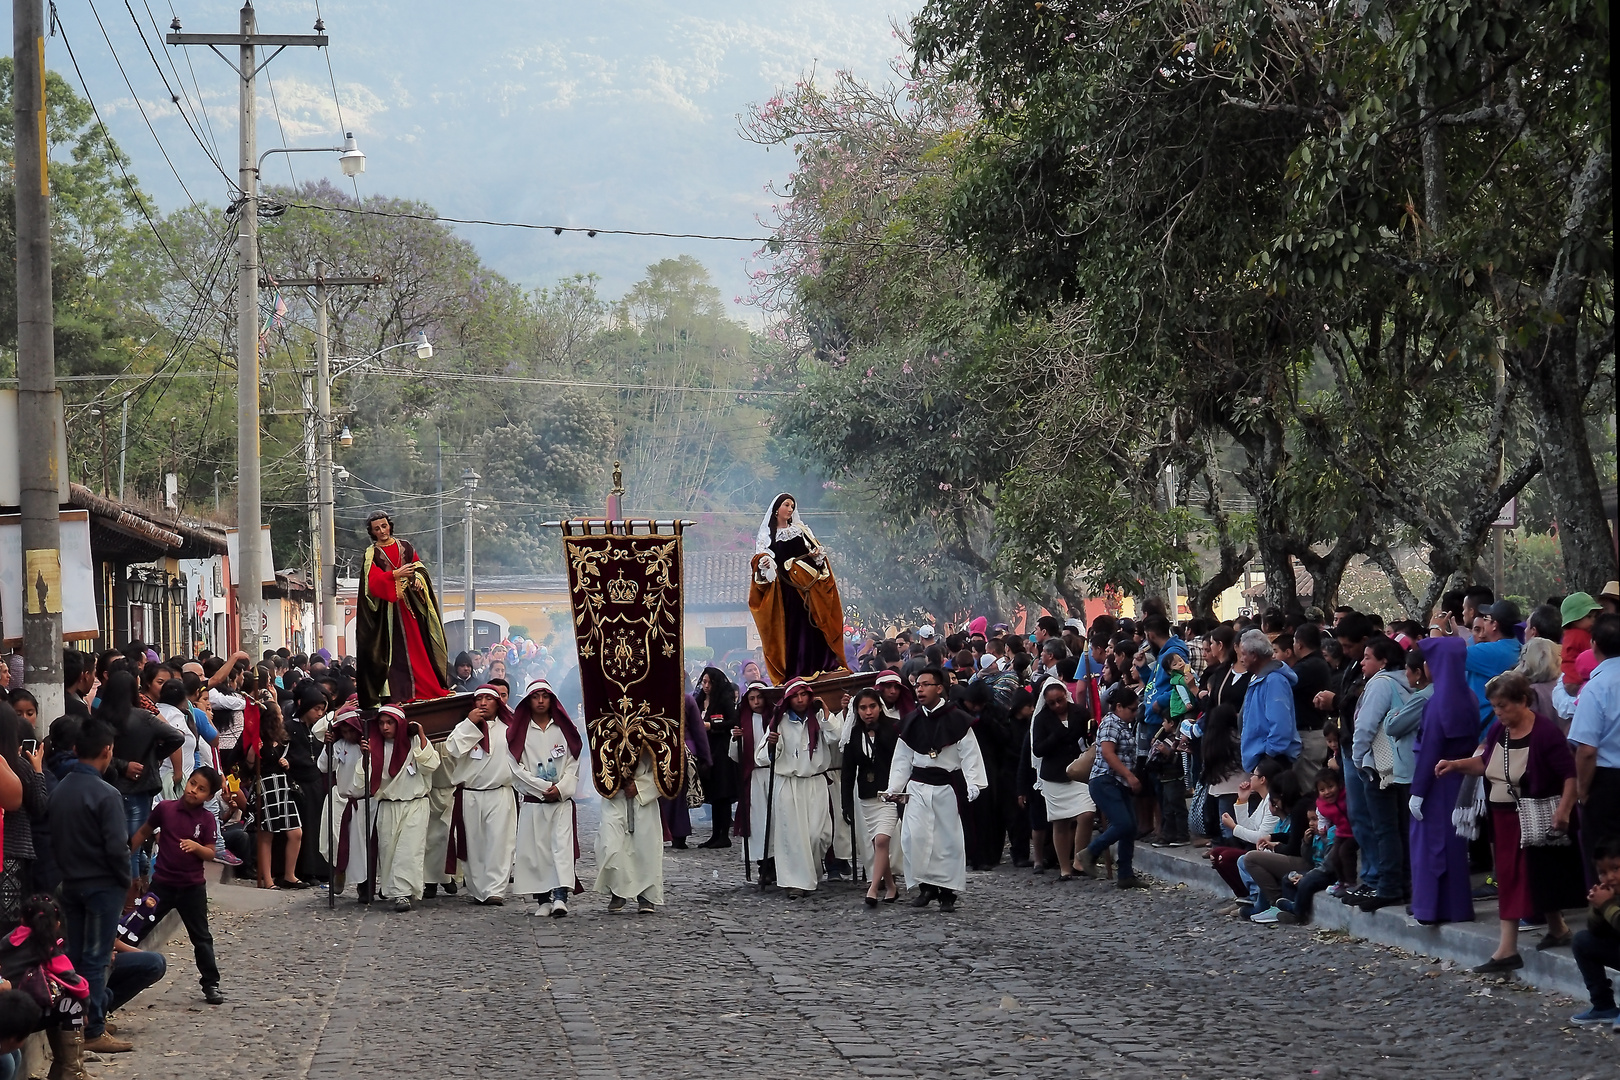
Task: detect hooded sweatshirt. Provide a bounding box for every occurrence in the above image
[1240,660,1301,772]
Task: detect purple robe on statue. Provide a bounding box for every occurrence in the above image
[660,693,715,842]
[1408,637,1478,923]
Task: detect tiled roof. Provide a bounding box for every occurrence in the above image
[684,549,752,607]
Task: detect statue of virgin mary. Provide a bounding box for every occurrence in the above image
[747,493,849,684]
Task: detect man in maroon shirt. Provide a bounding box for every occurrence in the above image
[128,767,224,1004]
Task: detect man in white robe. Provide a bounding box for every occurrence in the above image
[314,709,370,899]
[728,683,774,877]
[421,756,457,898]
[593,750,664,913]
[443,685,518,905]
[885,666,989,912]
[760,678,834,897]
[345,705,440,912]
[508,679,582,917]
[823,690,854,879]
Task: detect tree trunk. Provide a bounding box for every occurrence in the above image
[1511,333,1616,592]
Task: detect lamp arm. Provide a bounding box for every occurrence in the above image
[257,145,342,174]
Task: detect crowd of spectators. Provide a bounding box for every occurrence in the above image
[834,588,1619,1030]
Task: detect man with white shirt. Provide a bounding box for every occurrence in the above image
[441,686,518,905]
[886,667,989,912]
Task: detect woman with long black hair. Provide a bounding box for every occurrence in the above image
[696,667,739,847]
[0,698,46,924]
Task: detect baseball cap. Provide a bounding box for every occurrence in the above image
[918,624,936,639]
[1063,618,1084,632]
[1479,600,1522,627]
[1561,592,1601,627]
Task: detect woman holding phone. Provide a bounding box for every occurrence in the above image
[0,692,47,921]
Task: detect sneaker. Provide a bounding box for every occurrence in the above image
[636,895,656,914]
[549,899,568,918]
[1276,911,1305,925]
[1274,898,1296,914]
[1117,875,1149,890]
[1570,1006,1620,1026]
[202,984,225,1005]
[393,897,412,913]
[83,1033,134,1054]
[607,894,627,912]
[1250,906,1281,924]
[216,849,243,867]
[531,902,553,917]
[1471,881,1498,900]
[1517,916,1546,932]
[1077,848,1099,879]
[482,895,505,907]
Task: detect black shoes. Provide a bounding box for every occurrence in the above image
[937,889,957,912]
[698,835,732,848]
[1472,954,1523,974]
[671,838,688,849]
[423,883,438,899]
[910,885,937,908]
[202,984,224,1006]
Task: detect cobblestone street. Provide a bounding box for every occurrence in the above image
[105,802,1613,1080]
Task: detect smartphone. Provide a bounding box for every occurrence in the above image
[19,739,37,756]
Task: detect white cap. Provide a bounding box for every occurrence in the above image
[919,624,936,638]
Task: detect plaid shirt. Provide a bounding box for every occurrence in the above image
[1185,637,1207,681]
[1091,712,1135,782]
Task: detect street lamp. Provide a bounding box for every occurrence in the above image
[461,467,479,657]
[259,133,366,178]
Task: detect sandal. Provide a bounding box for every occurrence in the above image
[1535,930,1573,951]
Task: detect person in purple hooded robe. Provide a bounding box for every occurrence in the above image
[659,691,713,849]
[1407,636,1478,923]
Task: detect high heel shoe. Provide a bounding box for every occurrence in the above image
[882,882,899,903]
[864,894,879,908]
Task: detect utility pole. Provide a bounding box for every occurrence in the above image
[13,0,64,730]
[117,393,128,499]
[168,5,328,656]
[267,262,381,655]
[300,370,320,650]
[462,468,479,656]
[435,432,444,588]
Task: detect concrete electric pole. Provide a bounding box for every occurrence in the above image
[167,4,328,655]
[13,0,64,730]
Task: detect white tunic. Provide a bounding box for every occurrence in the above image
[422,758,456,886]
[346,735,440,902]
[757,712,833,892]
[593,753,663,904]
[886,720,989,893]
[315,731,369,890]
[444,717,518,901]
[728,711,772,846]
[510,718,579,896]
[824,706,852,862]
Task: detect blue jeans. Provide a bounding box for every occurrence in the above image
[61,884,125,1037]
[0,1049,20,1080]
[1363,780,1409,898]
[1341,764,1379,893]
[124,794,155,879]
[1086,775,1137,879]
[105,948,168,1015]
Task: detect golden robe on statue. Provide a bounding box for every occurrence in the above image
[748,493,849,685]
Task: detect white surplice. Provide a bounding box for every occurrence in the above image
[886,722,988,893]
[509,717,579,896]
[593,753,664,904]
[444,717,518,901]
[757,711,833,892]
[824,706,852,862]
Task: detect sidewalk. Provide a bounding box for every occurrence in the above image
[1129,841,1588,1000]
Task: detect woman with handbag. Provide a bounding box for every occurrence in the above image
[1435,671,1584,971]
[1029,681,1095,881]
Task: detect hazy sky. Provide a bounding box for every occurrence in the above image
[48,0,920,317]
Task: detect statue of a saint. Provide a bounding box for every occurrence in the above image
[356,510,453,709]
[748,493,849,684]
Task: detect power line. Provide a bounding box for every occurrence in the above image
[160,0,222,162]
[284,201,927,250]
[80,0,200,204]
[310,0,360,200]
[17,367,794,395]
[122,0,229,184]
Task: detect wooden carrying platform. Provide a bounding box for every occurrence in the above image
[399,691,475,741]
[758,669,879,702]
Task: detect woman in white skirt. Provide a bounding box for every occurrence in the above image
[1030,680,1095,881]
[841,687,902,905]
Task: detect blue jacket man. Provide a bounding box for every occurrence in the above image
[1238,631,1302,772]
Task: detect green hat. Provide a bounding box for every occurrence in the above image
[1561,591,1601,626]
